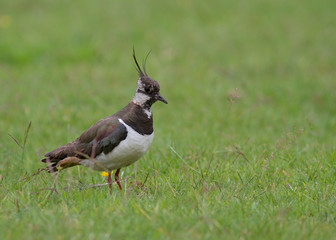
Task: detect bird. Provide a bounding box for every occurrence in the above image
[41,50,168,191]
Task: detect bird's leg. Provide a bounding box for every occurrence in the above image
[108,172,113,193]
[115,168,122,190]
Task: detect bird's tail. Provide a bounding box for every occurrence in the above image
[40,157,60,173]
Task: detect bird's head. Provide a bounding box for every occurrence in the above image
[132,50,168,107]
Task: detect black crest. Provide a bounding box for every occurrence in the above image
[133,48,151,77]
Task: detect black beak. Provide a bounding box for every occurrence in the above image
[157,94,168,104]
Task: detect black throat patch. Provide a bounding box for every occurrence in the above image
[116,103,154,135]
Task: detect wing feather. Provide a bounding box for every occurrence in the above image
[42,117,127,166]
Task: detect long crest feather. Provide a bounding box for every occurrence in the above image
[133,48,145,77]
[142,50,152,76]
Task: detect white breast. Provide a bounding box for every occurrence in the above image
[80,119,154,171]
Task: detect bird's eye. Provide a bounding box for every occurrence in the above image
[145,87,151,93]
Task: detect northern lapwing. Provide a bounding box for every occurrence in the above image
[41,50,168,191]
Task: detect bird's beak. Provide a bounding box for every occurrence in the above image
[157,94,168,104]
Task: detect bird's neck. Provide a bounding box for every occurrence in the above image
[116,102,154,135]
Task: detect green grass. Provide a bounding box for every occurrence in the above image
[1,0,336,239]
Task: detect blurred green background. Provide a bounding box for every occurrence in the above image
[1,0,336,239]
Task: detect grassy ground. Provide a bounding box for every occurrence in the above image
[1,0,336,239]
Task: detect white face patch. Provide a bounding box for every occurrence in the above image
[137,79,145,91]
[132,78,151,106]
[132,92,150,106]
